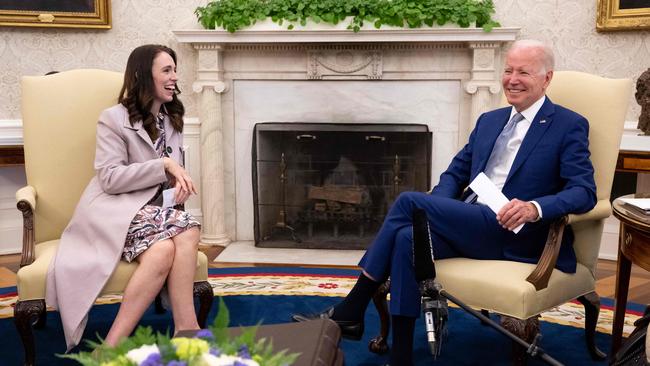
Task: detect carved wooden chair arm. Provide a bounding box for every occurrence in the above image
[525,216,567,291]
[525,200,611,291]
[16,185,37,267]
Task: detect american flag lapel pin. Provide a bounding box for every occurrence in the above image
[540,119,547,124]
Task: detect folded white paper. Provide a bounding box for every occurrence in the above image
[162,188,176,209]
[468,172,523,234]
[619,198,650,211]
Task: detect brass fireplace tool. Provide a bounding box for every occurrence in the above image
[269,153,301,243]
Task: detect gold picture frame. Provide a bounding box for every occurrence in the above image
[0,0,111,29]
[597,0,650,31]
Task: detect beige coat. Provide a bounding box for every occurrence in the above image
[45,104,184,350]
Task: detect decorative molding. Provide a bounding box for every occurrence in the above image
[0,119,24,145]
[192,80,227,94]
[173,27,520,45]
[464,80,501,95]
[307,49,382,80]
[226,43,467,52]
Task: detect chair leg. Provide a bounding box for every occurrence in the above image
[480,309,491,325]
[576,291,607,361]
[14,299,46,366]
[501,315,540,366]
[368,280,391,354]
[193,281,213,328]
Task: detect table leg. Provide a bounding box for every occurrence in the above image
[611,225,632,355]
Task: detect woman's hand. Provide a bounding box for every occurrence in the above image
[163,157,197,205]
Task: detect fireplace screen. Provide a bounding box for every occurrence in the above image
[253,123,432,250]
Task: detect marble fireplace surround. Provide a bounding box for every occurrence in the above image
[173,26,520,246]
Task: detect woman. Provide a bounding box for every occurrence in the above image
[46,44,201,351]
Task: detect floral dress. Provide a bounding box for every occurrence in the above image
[122,114,201,262]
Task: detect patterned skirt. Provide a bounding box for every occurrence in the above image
[123,205,201,263]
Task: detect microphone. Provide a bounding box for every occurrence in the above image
[421,280,448,357]
[412,208,448,358]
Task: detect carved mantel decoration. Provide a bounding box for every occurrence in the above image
[173,27,519,245]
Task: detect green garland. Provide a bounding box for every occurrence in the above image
[195,0,500,33]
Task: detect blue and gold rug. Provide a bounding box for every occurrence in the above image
[0,267,645,365]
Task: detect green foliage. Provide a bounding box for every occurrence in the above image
[195,0,500,33]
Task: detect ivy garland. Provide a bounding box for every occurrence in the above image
[195,0,500,33]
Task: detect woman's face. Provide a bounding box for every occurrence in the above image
[151,51,177,107]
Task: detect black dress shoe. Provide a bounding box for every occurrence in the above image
[291,307,364,340]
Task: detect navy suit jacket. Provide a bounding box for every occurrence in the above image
[430,97,597,272]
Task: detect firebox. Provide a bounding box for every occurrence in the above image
[252,123,432,250]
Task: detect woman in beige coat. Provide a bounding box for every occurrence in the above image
[46,44,201,350]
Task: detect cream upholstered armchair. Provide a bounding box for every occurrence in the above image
[15,69,213,366]
[370,71,632,362]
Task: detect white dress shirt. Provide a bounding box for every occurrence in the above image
[480,96,546,219]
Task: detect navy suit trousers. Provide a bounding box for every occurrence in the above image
[359,191,515,317]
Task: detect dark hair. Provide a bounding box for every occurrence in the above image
[119,44,184,140]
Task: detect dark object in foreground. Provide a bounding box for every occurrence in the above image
[291,307,364,340]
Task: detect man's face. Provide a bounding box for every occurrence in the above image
[502,47,552,112]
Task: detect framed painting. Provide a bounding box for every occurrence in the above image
[597,0,650,31]
[0,0,111,29]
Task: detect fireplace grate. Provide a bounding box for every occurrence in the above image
[252,122,432,250]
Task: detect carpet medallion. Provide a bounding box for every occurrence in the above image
[0,267,645,365]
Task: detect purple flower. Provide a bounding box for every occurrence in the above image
[209,347,222,356]
[238,345,251,359]
[195,329,214,340]
[166,361,187,366]
[234,361,247,366]
[140,353,163,366]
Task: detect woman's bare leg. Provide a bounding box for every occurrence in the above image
[166,226,200,333]
[104,239,175,347]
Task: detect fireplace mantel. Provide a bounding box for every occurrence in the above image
[174,27,519,44]
[173,26,519,246]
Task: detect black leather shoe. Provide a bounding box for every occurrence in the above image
[291,307,364,340]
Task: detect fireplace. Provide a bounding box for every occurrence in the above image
[253,123,431,249]
[173,27,519,246]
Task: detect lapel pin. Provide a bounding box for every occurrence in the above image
[540,119,547,124]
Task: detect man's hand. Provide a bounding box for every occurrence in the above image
[496,199,539,231]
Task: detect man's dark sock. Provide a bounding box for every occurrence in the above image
[331,273,381,321]
[389,315,416,366]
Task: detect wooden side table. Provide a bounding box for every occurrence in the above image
[611,194,650,354]
[0,145,24,166]
[616,150,650,174]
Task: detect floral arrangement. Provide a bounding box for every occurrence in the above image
[62,299,299,366]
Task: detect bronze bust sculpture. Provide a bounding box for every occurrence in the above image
[636,68,650,135]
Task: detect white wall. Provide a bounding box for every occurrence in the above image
[1,0,647,254]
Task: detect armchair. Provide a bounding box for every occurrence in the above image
[369,71,632,363]
[14,69,213,366]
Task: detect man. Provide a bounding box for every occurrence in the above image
[292,40,596,365]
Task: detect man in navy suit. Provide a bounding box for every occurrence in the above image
[293,40,596,365]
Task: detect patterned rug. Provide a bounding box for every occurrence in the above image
[0,266,643,337]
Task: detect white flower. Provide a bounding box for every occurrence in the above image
[199,353,260,366]
[125,344,160,365]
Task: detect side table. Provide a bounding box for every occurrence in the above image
[611,194,650,354]
[0,145,24,166]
